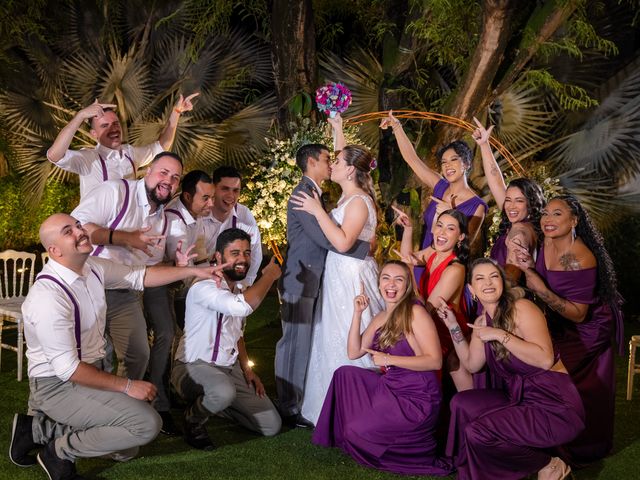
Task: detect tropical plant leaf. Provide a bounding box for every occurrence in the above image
[319,48,383,147]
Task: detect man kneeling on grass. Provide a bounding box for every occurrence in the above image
[9,213,227,480]
[172,228,282,450]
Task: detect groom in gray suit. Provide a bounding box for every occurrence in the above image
[275,143,370,427]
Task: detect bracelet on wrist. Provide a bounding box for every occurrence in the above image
[108,229,114,245]
[123,378,132,395]
[501,332,512,345]
[174,108,183,114]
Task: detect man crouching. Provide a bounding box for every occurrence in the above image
[172,228,281,450]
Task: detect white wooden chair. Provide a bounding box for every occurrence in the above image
[0,250,36,381]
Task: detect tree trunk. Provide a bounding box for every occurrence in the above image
[442,0,525,143]
[271,0,317,134]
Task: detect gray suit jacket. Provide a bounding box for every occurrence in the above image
[280,176,370,298]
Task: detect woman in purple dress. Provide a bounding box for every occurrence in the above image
[440,258,584,480]
[471,118,544,284]
[514,195,623,466]
[312,261,452,476]
[380,111,487,284]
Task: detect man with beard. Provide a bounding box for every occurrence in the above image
[171,228,282,450]
[47,93,198,199]
[71,151,183,434]
[9,213,226,478]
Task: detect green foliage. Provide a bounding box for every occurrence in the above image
[406,0,481,70]
[521,69,598,110]
[0,175,79,250]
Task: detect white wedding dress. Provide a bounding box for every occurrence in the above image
[300,194,384,425]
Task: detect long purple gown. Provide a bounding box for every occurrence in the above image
[312,332,453,476]
[415,178,488,284]
[446,314,585,480]
[536,246,623,465]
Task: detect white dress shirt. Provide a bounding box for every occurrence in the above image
[71,179,167,266]
[210,203,262,285]
[52,142,163,199]
[175,279,253,367]
[23,257,145,381]
[164,197,219,265]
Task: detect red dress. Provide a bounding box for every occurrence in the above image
[419,252,469,358]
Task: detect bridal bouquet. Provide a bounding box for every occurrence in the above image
[315,82,352,117]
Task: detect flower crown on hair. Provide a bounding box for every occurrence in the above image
[369,158,377,170]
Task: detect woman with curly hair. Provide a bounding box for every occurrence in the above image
[440,258,584,480]
[471,118,545,285]
[313,261,452,476]
[381,111,487,285]
[514,195,623,466]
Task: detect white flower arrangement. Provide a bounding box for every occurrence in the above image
[241,118,363,244]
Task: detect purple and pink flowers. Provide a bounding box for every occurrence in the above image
[315,82,352,117]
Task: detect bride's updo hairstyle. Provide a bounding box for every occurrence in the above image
[342,145,378,206]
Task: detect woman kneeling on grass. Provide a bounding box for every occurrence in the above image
[441,258,584,480]
[312,260,452,476]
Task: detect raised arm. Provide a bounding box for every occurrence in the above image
[158,93,199,150]
[471,117,506,209]
[347,283,385,359]
[366,305,442,371]
[327,113,346,151]
[291,192,369,253]
[437,299,486,373]
[47,101,117,162]
[381,111,441,189]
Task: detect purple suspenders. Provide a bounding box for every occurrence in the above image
[98,153,135,181]
[92,179,130,257]
[36,268,101,360]
[211,313,224,362]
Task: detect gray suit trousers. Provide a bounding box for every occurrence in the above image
[274,292,317,417]
[172,360,281,436]
[143,285,175,411]
[105,289,149,380]
[29,376,161,461]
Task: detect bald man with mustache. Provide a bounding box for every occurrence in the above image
[9,213,226,480]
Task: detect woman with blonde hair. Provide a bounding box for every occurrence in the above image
[313,260,452,476]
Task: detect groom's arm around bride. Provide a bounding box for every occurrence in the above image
[275,143,369,426]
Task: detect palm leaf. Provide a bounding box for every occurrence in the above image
[319,48,383,146]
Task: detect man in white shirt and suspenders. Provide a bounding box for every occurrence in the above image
[172,228,281,450]
[47,93,198,199]
[210,166,262,286]
[70,151,183,435]
[9,213,225,480]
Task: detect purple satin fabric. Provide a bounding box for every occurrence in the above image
[536,246,622,465]
[489,232,508,266]
[312,332,452,476]
[446,314,585,479]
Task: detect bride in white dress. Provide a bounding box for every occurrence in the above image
[291,116,384,424]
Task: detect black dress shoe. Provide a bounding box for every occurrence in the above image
[159,411,180,436]
[283,413,314,429]
[183,415,215,451]
[37,440,85,480]
[10,413,41,467]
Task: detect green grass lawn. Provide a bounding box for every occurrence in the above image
[1,295,639,479]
